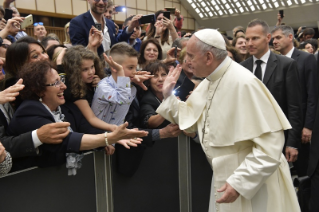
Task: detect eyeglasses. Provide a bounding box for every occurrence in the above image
[46,77,65,88]
[93,0,108,2]
[0,44,10,49]
[33,22,44,27]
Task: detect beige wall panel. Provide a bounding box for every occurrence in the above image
[137,0,147,10]
[137,10,147,15]
[188,18,195,30]
[172,0,179,2]
[182,18,188,30]
[181,4,187,18]
[16,0,36,10]
[56,0,72,14]
[147,0,156,12]
[156,0,164,11]
[164,1,172,8]
[114,0,126,6]
[147,11,154,15]
[73,0,88,15]
[126,0,137,8]
[126,8,137,16]
[37,0,55,13]
[114,12,126,21]
[172,2,180,11]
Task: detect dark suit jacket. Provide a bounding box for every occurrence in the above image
[115,97,154,177]
[291,48,318,129]
[0,103,36,158]
[7,100,103,171]
[69,10,132,55]
[241,52,303,149]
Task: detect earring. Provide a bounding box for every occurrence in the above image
[39,97,42,102]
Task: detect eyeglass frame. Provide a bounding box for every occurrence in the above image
[33,22,44,27]
[93,0,108,2]
[0,44,10,49]
[45,77,65,88]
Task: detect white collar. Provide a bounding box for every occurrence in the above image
[253,49,271,64]
[284,47,294,58]
[207,56,229,78]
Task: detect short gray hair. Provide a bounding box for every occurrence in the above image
[271,25,294,37]
[195,38,228,61]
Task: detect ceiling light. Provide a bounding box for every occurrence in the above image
[201,2,206,7]
[274,2,279,7]
[191,3,196,8]
[195,8,200,13]
[229,9,233,14]
[287,0,292,5]
[239,7,244,12]
[225,3,230,9]
[262,3,267,9]
[218,10,223,15]
[199,13,203,18]
[205,7,210,11]
[209,11,214,16]
[250,5,255,11]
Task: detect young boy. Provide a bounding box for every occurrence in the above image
[91,43,138,125]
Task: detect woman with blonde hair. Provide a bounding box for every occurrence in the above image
[63,22,72,47]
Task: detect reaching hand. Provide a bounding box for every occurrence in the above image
[162,17,174,31]
[109,122,148,143]
[131,71,153,90]
[163,47,181,64]
[160,124,182,139]
[103,54,125,76]
[163,64,182,99]
[216,183,240,203]
[127,14,142,33]
[117,138,142,149]
[0,78,25,104]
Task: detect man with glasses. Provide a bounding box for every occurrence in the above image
[70,0,141,55]
[34,22,47,42]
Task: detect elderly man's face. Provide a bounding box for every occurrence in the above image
[186,36,208,78]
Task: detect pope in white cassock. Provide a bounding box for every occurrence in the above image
[156,29,300,212]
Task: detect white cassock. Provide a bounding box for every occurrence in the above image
[156,57,300,212]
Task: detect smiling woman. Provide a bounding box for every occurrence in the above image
[138,38,163,70]
[7,60,148,171]
[139,61,170,129]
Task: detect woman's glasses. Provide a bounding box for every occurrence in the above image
[46,77,65,88]
[93,0,108,2]
[33,22,44,27]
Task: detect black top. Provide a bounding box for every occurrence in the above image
[63,77,95,106]
[139,90,170,129]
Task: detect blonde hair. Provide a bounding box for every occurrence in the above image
[64,22,70,45]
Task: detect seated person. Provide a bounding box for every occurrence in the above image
[139,61,170,129]
[91,43,137,126]
[7,61,148,171]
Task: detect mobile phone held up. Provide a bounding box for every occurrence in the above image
[21,14,33,29]
[139,14,156,25]
[95,23,102,31]
[164,7,175,14]
[163,11,171,19]
[279,10,284,18]
[115,6,126,12]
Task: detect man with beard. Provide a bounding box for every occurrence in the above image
[70,0,141,55]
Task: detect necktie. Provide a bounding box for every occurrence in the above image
[255,60,263,81]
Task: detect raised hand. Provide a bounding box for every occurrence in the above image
[109,122,148,143]
[163,64,182,99]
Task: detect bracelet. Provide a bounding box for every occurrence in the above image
[104,132,109,146]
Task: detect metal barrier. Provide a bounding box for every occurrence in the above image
[0,136,212,212]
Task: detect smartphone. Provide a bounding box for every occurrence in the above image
[174,45,177,59]
[95,23,102,31]
[174,77,195,101]
[4,8,13,21]
[279,10,284,18]
[115,6,126,12]
[20,14,33,29]
[165,7,175,14]
[163,11,171,19]
[139,14,156,25]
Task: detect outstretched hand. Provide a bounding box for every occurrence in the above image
[163,64,182,99]
[110,122,148,142]
[131,71,153,90]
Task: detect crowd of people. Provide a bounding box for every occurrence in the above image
[0,0,318,211]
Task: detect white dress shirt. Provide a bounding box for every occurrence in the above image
[284,47,294,58]
[90,10,111,52]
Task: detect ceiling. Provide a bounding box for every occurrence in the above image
[180,0,319,33]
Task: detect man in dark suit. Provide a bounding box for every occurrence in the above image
[241,19,303,164]
[271,25,318,177]
[69,0,140,55]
